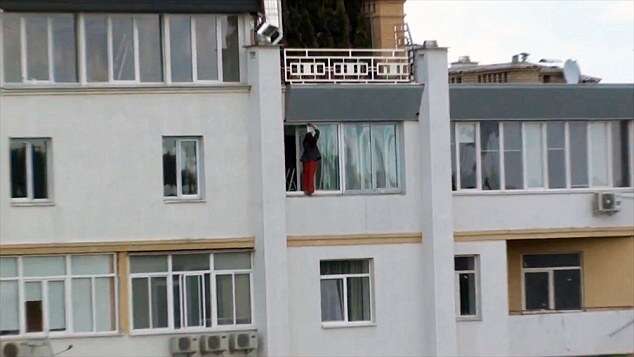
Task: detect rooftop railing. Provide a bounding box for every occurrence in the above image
[283,48,412,84]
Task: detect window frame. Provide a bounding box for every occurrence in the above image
[454,255,481,320]
[9,137,53,204]
[0,254,119,340]
[451,120,634,193]
[319,259,374,328]
[127,251,255,335]
[520,252,583,313]
[162,136,203,201]
[285,122,403,196]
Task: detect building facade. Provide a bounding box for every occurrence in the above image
[1,1,633,357]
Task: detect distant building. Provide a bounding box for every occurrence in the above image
[363,0,406,48]
[449,54,602,84]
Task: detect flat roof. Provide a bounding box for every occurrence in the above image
[0,0,259,13]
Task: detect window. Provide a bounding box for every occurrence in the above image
[0,255,117,336]
[3,13,78,83]
[455,256,479,318]
[284,123,400,194]
[522,253,581,311]
[163,137,203,199]
[451,120,633,191]
[129,252,253,332]
[320,260,372,325]
[3,12,240,85]
[10,138,52,202]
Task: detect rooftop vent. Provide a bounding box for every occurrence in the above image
[512,52,530,64]
[451,55,479,68]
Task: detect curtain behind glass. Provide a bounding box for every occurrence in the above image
[315,124,340,190]
[320,279,344,321]
[371,124,398,189]
[344,124,371,190]
[347,277,371,321]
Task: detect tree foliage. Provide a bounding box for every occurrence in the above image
[282,0,371,48]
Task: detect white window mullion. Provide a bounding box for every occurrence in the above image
[175,140,183,198]
[231,274,237,326]
[210,255,218,327]
[521,122,528,189]
[65,256,73,333]
[106,16,114,82]
[163,15,172,84]
[78,14,87,85]
[499,122,506,190]
[342,278,348,322]
[548,270,555,310]
[132,16,141,82]
[200,274,206,327]
[147,277,154,328]
[190,16,198,82]
[587,122,594,188]
[196,139,202,198]
[25,142,34,199]
[542,123,549,189]
[20,16,27,82]
[607,121,614,187]
[166,257,174,329]
[455,124,461,190]
[475,122,482,189]
[42,281,50,334]
[564,122,572,188]
[216,17,223,82]
[90,276,97,332]
[47,17,54,82]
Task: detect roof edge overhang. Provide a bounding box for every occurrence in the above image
[0,0,260,13]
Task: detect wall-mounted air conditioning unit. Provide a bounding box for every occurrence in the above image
[594,192,621,215]
[1,340,54,357]
[1,341,24,357]
[199,334,229,355]
[170,336,200,356]
[230,331,258,352]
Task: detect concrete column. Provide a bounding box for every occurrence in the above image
[246,45,290,357]
[414,43,458,356]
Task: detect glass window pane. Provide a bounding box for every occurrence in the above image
[454,256,475,271]
[48,281,66,331]
[51,14,77,82]
[216,275,234,325]
[315,124,340,191]
[0,257,18,277]
[221,16,240,82]
[151,277,168,328]
[172,276,182,329]
[525,123,544,188]
[130,255,168,273]
[503,122,524,189]
[612,121,631,187]
[523,254,580,268]
[554,269,581,310]
[84,15,108,82]
[320,260,369,275]
[570,122,589,188]
[181,140,198,195]
[320,279,344,322]
[25,281,43,332]
[194,16,218,80]
[162,138,177,197]
[344,124,372,191]
[3,13,22,82]
[214,253,251,270]
[169,15,193,82]
[457,123,477,189]
[10,141,27,198]
[72,278,93,332]
[547,122,566,188]
[524,272,549,310]
[132,278,149,329]
[71,255,113,275]
[173,254,210,271]
[25,15,49,81]
[111,15,135,81]
[451,123,456,190]
[23,256,66,277]
[347,277,371,321]
[185,275,203,327]
[137,14,163,82]
[0,281,20,335]
[235,274,251,324]
[31,139,48,199]
[459,272,477,316]
[284,126,300,192]
[480,121,500,190]
[590,122,609,186]
[95,277,115,331]
[371,124,398,190]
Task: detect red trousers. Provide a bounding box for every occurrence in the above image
[302,160,318,195]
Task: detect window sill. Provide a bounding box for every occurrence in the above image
[2,83,251,95]
[10,200,55,207]
[286,190,403,198]
[510,309,583,316]
[129,325,256,337]
[0,331,121,341]
[321,321,376,329]
[457,315,482,322]
[453,187,634,196]
[163,198,206,204]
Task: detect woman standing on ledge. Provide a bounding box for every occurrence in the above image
[301,123,321,195]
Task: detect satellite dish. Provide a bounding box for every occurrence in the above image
[563,59,581,84]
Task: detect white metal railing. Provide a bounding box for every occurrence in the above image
[283,48,411,84]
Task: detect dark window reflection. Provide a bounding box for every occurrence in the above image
[180,140,198,195]
[162,138,177,197]
[525,272,549,310]
[569,122,589,188]
[457,124,477,189]
[10,141,28,198]
[31,140,48,199]
[554,269,581,310]
[480,121,500,190]
[222,16,240,82]
[503,122,523,189]
[547,122,566,188]
[613,121,631,187]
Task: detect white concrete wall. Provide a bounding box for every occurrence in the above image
[454,191,634,231]
[0,88,253,243]
[287,244,426,357]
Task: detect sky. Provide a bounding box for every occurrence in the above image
[404,0,634,83]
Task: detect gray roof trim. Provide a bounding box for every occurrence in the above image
[285,84,424,123]
[450,84,634,121]
[0,0,259,13]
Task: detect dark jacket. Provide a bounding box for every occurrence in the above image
[300,129,321,162]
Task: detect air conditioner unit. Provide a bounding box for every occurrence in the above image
[1,340,53,357]
[170,336,200,356]
[230,331,258,352]
[594,192,621,215]
[199,334,229,354]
